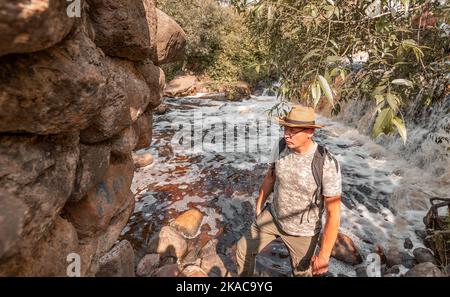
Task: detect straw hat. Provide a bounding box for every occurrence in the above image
[274,105,325,128]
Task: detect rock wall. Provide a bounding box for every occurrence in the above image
[0,0,186,276]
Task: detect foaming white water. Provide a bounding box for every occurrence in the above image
[129,94,448,276]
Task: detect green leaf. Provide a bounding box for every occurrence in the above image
[372,107,393,138]
[374,94,385,106]
[330,67,341,77]
[402,39,418,47]
[372,85,387,95]
[318,75,334,107]
[255,64,261,74]
[311,81,321,108]
[386,93,400,112]
[392,116,407,144]
[391,79,413,88]
[329,39,339,50]
[326,55,343,63]
[302,49,322,63]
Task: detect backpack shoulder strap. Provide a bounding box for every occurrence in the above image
[312,144,327,194]
[278,137,286,156]
[274,137,287,162]
[311,144,339,208]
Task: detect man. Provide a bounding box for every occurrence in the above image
[236,105,342,276]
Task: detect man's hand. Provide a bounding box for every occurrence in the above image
[255,166,275,220]
[312,195,341,276]
[311,253,330,275]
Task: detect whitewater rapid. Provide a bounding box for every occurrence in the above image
[124,94,449,276]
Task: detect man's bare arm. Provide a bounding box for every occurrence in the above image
[255,165,276,217]
[312,195,341,275]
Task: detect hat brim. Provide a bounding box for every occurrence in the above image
[274,116,325,128]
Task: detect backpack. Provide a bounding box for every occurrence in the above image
[277,137,339,222]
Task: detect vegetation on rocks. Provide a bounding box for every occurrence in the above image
[231,0,449,143]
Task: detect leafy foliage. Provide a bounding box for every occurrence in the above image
[157,0,270,84]
[231,0,450,144]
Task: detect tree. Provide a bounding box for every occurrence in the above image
[157,0,270,83]
[231,0,449,144]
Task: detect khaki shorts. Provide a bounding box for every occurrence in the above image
[235,208,319,276]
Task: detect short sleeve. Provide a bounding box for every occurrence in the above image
[322,153,342,197]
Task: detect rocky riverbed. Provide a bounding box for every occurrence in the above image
[115,94,449,277]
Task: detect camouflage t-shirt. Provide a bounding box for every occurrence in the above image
[268,141,342,236]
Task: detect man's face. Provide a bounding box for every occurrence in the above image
[283,126,314,149]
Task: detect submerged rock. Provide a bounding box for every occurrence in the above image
[330,233,363,265]
[404,238,414,250]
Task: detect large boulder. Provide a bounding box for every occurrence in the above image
[385,247,417,268]
[404,262,444,277]
[198,239,231,277]
[80,58,150,143]
[136,253,160,277]
[330,233,363,265]
[134,111,153,150]
[93,195,135,268]
[111,125,139,157]
[170,208,204,238]
[147,226,187,259]
[70,142,111,203]
[0,194,28,261]
[413,247,438,265]
[0,0,75,57]
[0,216,79,276]
[155,8,186,65]
[64,155,134,238]
[0,28,108,134]
[134,60,165,110]
[96,240,135,277]
[87,0,156,61]
[0,133,79,260]
[73,187,135,276]
[164,75,197,97]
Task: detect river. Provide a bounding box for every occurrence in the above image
[120,93,449,277]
